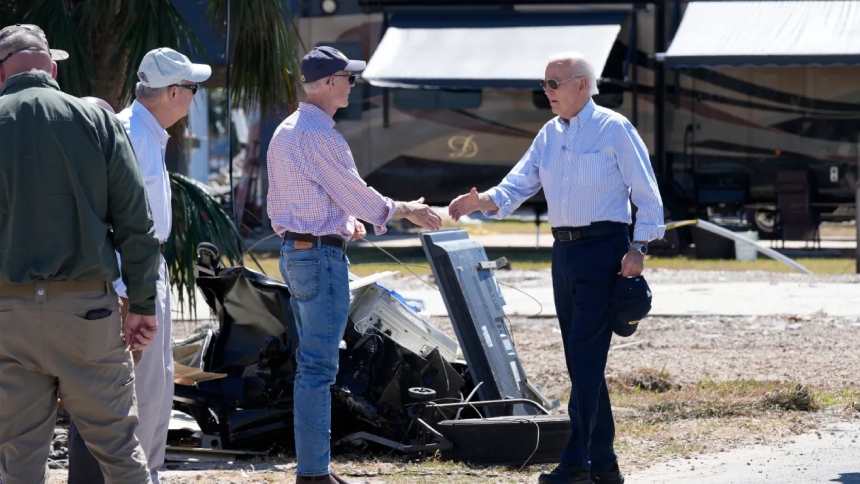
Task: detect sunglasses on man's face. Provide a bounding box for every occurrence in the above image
[331,74,356,85]
[170,82,199,95]
[539,76,583,91]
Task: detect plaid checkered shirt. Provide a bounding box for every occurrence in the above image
[266,103,396,239]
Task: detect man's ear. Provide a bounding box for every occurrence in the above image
[51,61,58,79]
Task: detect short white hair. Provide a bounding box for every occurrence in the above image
[135,82,170,101]
[301,78,327,94]
[548,51,599,96]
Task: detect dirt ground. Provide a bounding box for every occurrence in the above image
[49,270,860,483]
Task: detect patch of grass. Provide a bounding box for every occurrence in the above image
[612,367,680,394]
[813,388,860,407]
[248,247,856,279]
[646,256,856,275]
[762,384,819,412]
[610,371,848,424]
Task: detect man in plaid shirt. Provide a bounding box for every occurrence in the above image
[266,46,442,484]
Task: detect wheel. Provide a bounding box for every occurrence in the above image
[408,387,437,402]
[750,209,778,240]
[196,242,221,271]
[197,242,220,259]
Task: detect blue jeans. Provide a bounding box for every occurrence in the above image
[551,224,629,471]
[279,239,350,477]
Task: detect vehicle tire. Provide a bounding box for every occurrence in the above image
[435,415,570,466]
[408,387,437,402]
[750,209,779,240]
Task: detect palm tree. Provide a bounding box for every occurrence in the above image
[2,0,302,316]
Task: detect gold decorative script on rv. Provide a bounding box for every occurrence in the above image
[448,134,478,159]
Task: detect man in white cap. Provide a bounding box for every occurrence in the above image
[68,47,211,484]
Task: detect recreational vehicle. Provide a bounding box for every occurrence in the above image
[294,0,859,241]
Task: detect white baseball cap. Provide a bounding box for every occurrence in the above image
[137,48,211,89]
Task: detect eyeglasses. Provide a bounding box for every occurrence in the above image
[0,46,48,65]
[170,83,199,95]
[331,74,356,85]
[539,76,583,91]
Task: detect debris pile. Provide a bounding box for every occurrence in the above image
[169,230,567,466]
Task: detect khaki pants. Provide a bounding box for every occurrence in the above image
[0,281,150,484]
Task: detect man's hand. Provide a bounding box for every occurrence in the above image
[619,249,645,277]
[123,313,158,351]
[397,197,443,231]
[448,187,481,222]
[350,221,367,241]
[448,187,499,221]
[119,296,143,365]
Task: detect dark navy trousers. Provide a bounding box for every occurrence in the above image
[552,223,629,471]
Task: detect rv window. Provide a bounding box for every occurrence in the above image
[393,89,482,110]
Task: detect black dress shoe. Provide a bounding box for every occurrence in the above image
[538,463,593,484]
[591,463,625,484]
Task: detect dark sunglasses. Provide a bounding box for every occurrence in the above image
[0,46,48,65]
[170,82,199,95]
[539,75,583,90]
[331,74,356,85]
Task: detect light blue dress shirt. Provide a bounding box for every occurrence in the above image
[484,99,665,242]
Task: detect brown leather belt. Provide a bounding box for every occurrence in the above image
[0,280,107,297]
[283,231,347,251]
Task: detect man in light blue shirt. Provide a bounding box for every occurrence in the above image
[449,51,664,484]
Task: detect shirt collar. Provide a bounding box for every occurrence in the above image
[131,100,169,148]
[559,98,596,129]
[0,71,60,96]
[298,102,336,128]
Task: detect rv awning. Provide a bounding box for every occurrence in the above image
[361,12,625,89]
[663,1,860,67]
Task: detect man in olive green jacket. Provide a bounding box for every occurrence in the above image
[0,24,160,484]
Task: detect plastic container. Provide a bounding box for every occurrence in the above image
[734,230,759,261]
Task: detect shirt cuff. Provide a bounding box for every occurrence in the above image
[481,188,510,220]
[633,223,667,243]
[129,299,156,316]
[113,251,128,298]
[371,198,396,236]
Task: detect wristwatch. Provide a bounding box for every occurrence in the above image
[629,242,648,255]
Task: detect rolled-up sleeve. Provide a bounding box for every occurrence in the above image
[483,130,545,219]
[615,121,665,242]
[315,132,396,235]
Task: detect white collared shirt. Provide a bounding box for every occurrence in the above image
[113,100,171,298]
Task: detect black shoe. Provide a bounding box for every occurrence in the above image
[591,463,625,484]
[538,463,593,484]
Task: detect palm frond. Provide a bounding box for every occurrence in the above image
[23,0,94,96]
[167,172,257,318]
[209,0,302,116]
[112,0,207,107]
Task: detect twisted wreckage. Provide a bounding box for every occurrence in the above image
[171,229,570,466]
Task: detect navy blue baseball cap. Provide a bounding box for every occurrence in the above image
[609,275,652,337]
[300,46,366,83]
